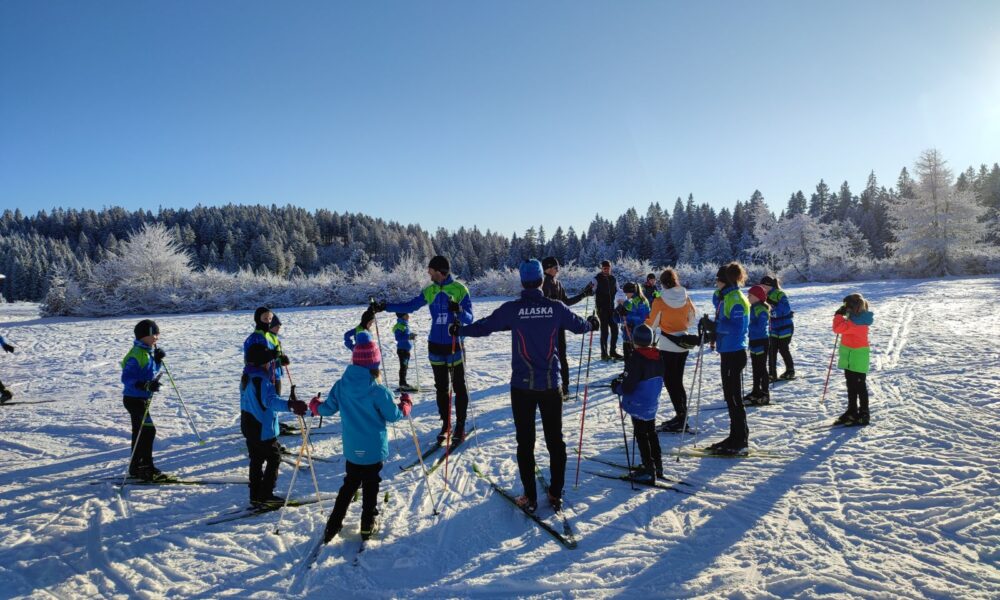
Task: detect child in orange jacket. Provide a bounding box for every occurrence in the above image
[832,293,874,426]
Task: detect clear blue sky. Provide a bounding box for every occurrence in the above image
[2,1,998,235]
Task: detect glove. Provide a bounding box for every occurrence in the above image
[586,314,600,330]
[698,315,716,334]
[835,305,848,316]
[448,322,460,337]
[408,333,418,341]
[616,304,628,317]
[153,348,166,364]
[398,393,412,417]
[2,343,14,353]
[142,380,162,393]
[279,354,291,366]
[308,394,322,417]
[289,384,298,403]
[288,399,308,416]
[583,282,594,297]
[610,374,624,393]
[370,300,386,313]
[448,300,461,314]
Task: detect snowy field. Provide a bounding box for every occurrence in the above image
[1,277,998,599]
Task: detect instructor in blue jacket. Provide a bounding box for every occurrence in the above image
[453,260,599,514]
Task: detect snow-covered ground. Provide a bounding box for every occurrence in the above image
[1,277,998,599]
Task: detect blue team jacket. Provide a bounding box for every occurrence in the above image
[767,289,794,338]
[240,375,291,441]
[385,276,473,346]
[314,364,404,465]
[461,288,594,391]
[121,340,162,399]
[714,285,749,353]
[748,303,770,355]
[393,319,412,352]
[612,347,663,421]
[243,329,277,378]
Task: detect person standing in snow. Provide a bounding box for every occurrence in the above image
[591,260,621,361]
[308,332,408,543]
[642,273,660,303]
[266,314,288,395]
[832,293,874,426]
[699,263,750,455]
[240,343,308,505]
[541,256,593,399]
[645,268,697,433]
[618,283,650,362]
[371,255,474,443]
[120,319,166,480]
[344,308,376,351]
[243,307,286,389]
[611,323,664,482]
[0,329,15,402]
[452,260,599,513]
[759,275,796,381]
[392,312,418,392]
[744,285,771,405]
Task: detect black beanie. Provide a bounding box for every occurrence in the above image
[270,314,281,328]
[428,255,450,274]
[134,319,159,339]
[760,275,779,288]
[542,256,559,270]
[253,306,272,330]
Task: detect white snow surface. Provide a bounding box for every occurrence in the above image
[1,277,998,599]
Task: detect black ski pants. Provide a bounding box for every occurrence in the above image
[845,371,869,416]
[659,350,689,419]
[511,387,566,502]
[432,362,469,427]
[720,350,749,446]
[397,349,410,386]
[326,461,382,533]
[631,417,662,473]
[597,307,618,356]
[124,396,156,471]
[751,343,770,396]
[768,336,795,376]
[241,411,281,500]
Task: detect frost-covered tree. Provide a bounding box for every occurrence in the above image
[701,225,733,264]
[752,214,854,281]
[890,149,986,275]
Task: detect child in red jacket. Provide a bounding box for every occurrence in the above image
[832,293,874,426]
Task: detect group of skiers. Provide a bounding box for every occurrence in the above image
[0,256,882,545]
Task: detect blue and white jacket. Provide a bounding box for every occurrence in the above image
[461,288,595,391]
[121,340,162,399]
[611,347,663,421]
[240,374,291,441]
[314,364,404,465]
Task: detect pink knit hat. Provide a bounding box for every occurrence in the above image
[352,331,382,370]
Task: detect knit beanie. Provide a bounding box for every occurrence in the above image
[542,256,559,270]
[351,331,382,371]
[760,275,779,288]
[747,285,768,302]
[632,324,654,348]
[253,306,272,331]
[520,259,544,285]
[134,319,159,339]
[428,255,450,274]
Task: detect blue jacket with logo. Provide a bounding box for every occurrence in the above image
[611,347,662,421]
[314,364,404,465]
[767,289,794,338]
[460,288,595,391]
[622,296,651,341]
[243,329,277,378]
[393,319,412,352]
[121,340,162,399]
[386,276,473,346]
[240,374,291,441]
[714,285,749,353]
[748,303,770,355]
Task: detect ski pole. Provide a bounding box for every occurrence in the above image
[694,316,707,449]
[273,407,311,534]
[457,328,478,451]
[677,329,705,461]
[820,334,840,413]
[444,330,457,481]
[161,360,204,444]
[617,397,635,491]
[573,295,591,401]
[405,413,440,514]
[573,319,596,488]
[370,297,399,453]
[120,373,162,489]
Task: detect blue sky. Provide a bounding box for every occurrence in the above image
[2,1,998,235]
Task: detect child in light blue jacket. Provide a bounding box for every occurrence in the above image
[309,330,410,544]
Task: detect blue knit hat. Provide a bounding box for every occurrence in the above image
[520,259,543,284]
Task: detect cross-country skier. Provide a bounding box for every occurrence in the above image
[371,255,474,443]
[645,268,698,433]
[699,263,750,455]
[619,282,650,362]
[452,260,599,513]
[240,343,308,505]
[611,323,664,482]
[745,285,771,405]
[243,307,284,387]
[759,275,796,381]
[120,319,166,480]
[308,331,408,542]
[541,256,593,399]
[266,314,289,395]
[832,293,874,426]
[344,308,376,351]
[392,313,418,392]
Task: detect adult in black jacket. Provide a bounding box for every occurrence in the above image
[541,257,593,398]
[591,260,621,360]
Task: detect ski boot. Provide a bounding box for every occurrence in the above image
[859,411,870,426]
[360,508,380,540]
[547,491,562,512]
[833,410,860,426]
[706,437,732,453]
[743,391,756,402]
[657,416,682,432]
[514,495,538,514]
[0,388,12,402]
[398,382,418,393]
[779,370,796,381]
[436,423,450,443]
[768,373,779,383]
[451,421,466,444]
[631,465,655,484]
[715,440,749,456]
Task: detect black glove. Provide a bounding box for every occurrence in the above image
[610,374,624,389]
[448,300,461,314]
[408,333,418,341]
[835,305,848,316]
[279,354,291,366]
[2,343,14,353]
[698,315,716,334]
[586,314,600,330]
[153,348,166,365]
[615,304,627,317]
[448,322,460,337]
[582,282,594,297]
[370,300,386,313]
[288,399,308,416]
[142,380,162,393]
